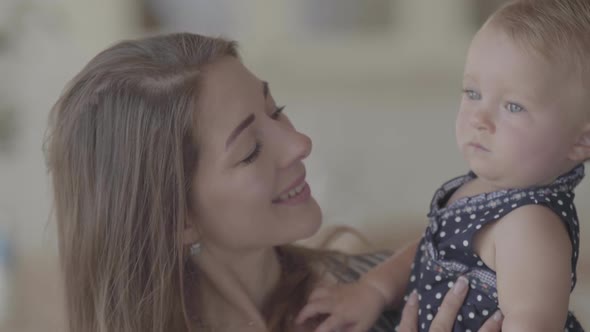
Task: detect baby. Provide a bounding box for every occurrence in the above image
[297,0,590,331]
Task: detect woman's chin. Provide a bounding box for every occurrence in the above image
[285,201,323,243]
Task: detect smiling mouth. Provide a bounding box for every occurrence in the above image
[272,174,310,204]
[468,142,490,152]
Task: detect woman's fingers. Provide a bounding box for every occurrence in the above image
[308,287,333,302]
[295,299,334,324]
[477,310,503,332]
[428,276,469,331]
[397,290,419,332]
[313,315,353,332]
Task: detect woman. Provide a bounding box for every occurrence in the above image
[44,33,503,332]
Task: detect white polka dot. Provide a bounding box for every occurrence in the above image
[455,229,460,234]
[493,214,499,219]
[463,240,469,247]
[477,260,484,266]
[440,250,446,256]
[425,284,432,290]
[450,244,456,249]
[477,295,482,302]
[470,214,476,219]
[475,224,482,229]
[410,275,416,282]
[442,221,447,226]
[455,216,462,222]
[457,314,463,321]
[469,312,475,319]
[435,275,442,281]
[419,309,422,315]
[440,231,446,238]
[421,323,425,329]
[499,209,504,213]
[483,310,489,316]
[467,223,472,228]
[426,304,431,309]
[511,203,517,208]
[562,211,568,217]
[448,281,454,288]
[403,295,408,301]
[466,329,472,332]
[493,292,498,298]
[435,293,442,299]
[558,200,564,205]
[427,314,433,321]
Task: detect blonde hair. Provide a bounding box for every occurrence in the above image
[45,33,319,332]
[487,0,590,84]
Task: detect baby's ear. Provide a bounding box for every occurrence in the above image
[569,122,590,162]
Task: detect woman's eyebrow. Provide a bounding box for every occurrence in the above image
[225,113,255,149]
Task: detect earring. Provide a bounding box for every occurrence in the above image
[190,242,201,256]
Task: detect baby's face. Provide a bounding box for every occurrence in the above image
[456,23,588,189]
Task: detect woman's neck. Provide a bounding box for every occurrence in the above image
[192,246,282,331]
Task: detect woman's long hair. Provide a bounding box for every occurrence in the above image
[45,33,320,331]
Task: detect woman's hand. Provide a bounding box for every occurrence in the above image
[398,277,503,332]
[295,278,387,332]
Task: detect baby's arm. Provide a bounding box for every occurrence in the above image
[296,238,419,332]
[494,205,572,332]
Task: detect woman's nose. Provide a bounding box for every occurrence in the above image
[278,130,312,169]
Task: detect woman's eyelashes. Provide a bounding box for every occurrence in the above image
[240,105,286,165]
[271,105,285,120]
[242,142,262,165]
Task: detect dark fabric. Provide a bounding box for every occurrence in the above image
[396,164,585,332]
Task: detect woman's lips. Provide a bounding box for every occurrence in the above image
[272,174,311,204]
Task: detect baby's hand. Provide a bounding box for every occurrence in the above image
[295,278,389,332]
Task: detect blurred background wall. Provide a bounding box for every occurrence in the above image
[0,0,587,330]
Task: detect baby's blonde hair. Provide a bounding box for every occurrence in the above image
[488,0,590,90]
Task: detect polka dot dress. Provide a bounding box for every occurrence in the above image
[394,164,585,332]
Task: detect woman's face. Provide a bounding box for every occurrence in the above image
[190,57,322,252]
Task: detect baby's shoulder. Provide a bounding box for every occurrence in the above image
[494,204,572,249]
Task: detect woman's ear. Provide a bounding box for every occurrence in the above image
[569,122,590,162]
[183,219,201,246]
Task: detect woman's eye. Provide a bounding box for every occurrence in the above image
[271,105,285,120]
[506,102,525,113]
[463,89,481,100]
[242,142,262,165]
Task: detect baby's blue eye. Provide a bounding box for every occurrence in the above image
[463,89,481,100]
[506,103,525,113]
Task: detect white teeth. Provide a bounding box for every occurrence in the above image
[277,182,306,201]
